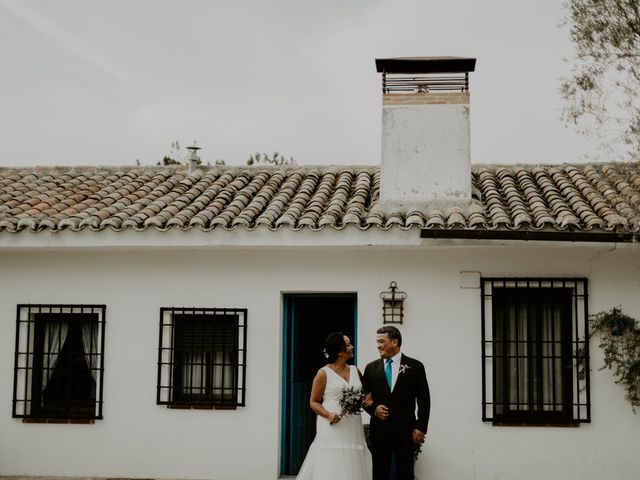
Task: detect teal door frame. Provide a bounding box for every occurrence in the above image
[280,293,357,476]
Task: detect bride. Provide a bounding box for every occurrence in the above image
[296,332,372,479]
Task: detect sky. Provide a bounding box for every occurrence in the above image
[0,0,596,168]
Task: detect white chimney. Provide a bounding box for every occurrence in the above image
[186,142,201,175]
[377,57,477,210]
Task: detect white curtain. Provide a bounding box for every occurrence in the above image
[503,299,564,411]
[42,322,69,391]
[540,303,563,411]
[182,351,235,400]
[81,322,99,383]
[507,303,529,410]
[213,351,236,400]
[496,294,565,413]
[182,352,205,396]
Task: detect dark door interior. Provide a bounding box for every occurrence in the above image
[281,294,357,476]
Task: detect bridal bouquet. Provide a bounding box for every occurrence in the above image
[338,386,365,416]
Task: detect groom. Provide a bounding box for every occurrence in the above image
[362,325,431,480]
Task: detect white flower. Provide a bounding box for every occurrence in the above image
[398,364,411,374]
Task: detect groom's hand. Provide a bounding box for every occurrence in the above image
[412,429,425,444]
[374,405,390,421]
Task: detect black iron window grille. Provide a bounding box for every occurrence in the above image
[481,279,590,425]
[12,304,106,421]
[157,307,247,408]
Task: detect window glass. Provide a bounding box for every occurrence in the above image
[157,308,247,408]
[481,279,589,425]
[13,305,105,421]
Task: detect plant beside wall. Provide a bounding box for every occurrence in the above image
[590,307,640,412]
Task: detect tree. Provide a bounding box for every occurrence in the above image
[158,140,185,166]
[158,140,208,166]
[561,0,640,159]
[246,152,295,166]
[154,142,294,166]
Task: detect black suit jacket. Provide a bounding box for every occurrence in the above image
[362,354,430,435]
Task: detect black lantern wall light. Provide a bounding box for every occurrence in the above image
[380,281,406,324]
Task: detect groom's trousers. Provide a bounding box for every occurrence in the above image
[371,434,414,480]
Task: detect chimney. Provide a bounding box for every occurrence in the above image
[186,142,201,175]
[376,57,477,210]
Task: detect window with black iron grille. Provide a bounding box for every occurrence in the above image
[157,308,247,408]
[12,304,106,421]
[481,279,590,425]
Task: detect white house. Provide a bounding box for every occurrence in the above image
[1,57,639,480]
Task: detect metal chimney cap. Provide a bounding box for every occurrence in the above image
[376,57,476,74]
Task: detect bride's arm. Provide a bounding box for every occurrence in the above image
[309,369,341,425]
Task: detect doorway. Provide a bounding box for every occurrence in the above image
[280,293,357,476]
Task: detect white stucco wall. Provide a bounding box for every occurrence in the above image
[1,241,639,480]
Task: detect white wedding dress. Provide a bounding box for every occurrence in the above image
[296,365,372,480]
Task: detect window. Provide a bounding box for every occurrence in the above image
[157,308,247,408]
[12,305,106,421]
[481,279,590,425]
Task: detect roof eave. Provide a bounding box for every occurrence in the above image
[420,228,637,243]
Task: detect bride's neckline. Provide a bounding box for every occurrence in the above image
[326,364,351,384]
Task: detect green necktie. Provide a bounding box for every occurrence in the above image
[385,358,393,389]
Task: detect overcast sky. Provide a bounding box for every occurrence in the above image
[0,0,596,167]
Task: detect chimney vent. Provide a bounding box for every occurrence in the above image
[377,56,476,211]
[376,57,475,94]
[186,142,201,175]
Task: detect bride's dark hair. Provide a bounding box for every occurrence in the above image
[324,331,346,363]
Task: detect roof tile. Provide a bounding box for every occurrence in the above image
[0,163,639,235]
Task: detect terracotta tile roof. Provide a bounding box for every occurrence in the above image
[0,163,639,234]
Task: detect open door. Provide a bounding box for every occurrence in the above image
[281,294,357,476]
